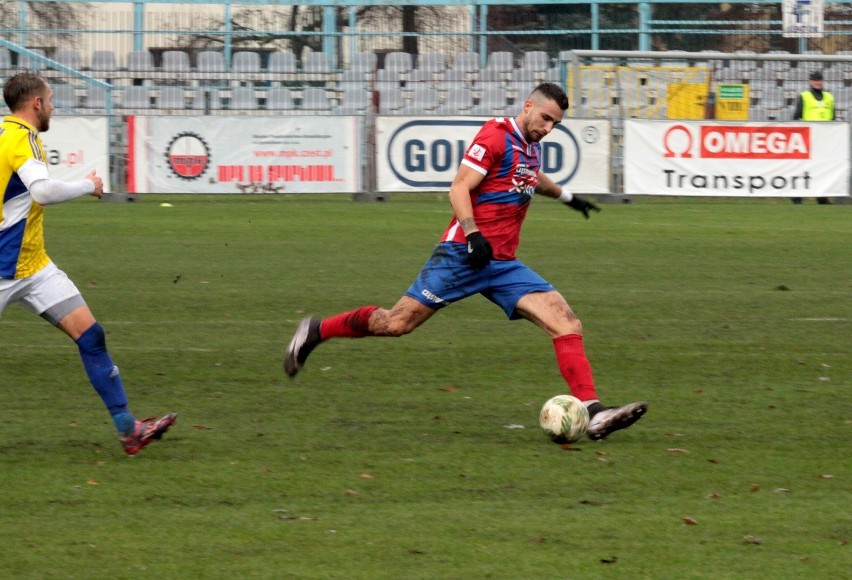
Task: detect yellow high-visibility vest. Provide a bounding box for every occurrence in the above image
[801,90,834,121]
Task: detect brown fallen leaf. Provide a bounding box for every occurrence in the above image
[530,536,545,544]
[86,480,99,486]
[744,535,765,544]
[683,517,698,525]
[345,489,358,496]
[667,448,690,454]
[706,492,721,499]
[439,385,458,392]
[750,483,761,492]
[360,472,374,480]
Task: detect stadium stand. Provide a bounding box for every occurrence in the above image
[349,51,378,73]
[303,52,332,73]
[451,51,479,74]
[17,49,46,70]
[84,86,107,110]
[384,51,414,77]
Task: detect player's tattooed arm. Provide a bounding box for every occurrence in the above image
[459,217,478,235]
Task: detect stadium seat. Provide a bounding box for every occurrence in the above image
[440,69,468,89]
[416,53,446,74]
[52,84,78,110]
[451,51,479,73]
[84,86,107,109]
[232,51,261,73]
[229,87,258,110]
[471,86,507,115]
[378,87,404,114]
[435,86,473,115]
[197,51,226,73]
[349,51,377,73]
[407,69,433,84]
[0,48,11,69]
[334,87,372,114]
[303,52,332,73]
[265,87,294,111]
[128,50,155,71]
[90,50,117,72]
[402,86,439,114]
[384,51,413,75]
[485,51,514,73]
[157,87,187,109]
[339,69,370,90]
[162,50,191,72]
[268,50,297,73]
[521,50,549,72]
[54,49,83,70]
[121,86,151,109]
[17,49,46,70]
[299,87,331,110]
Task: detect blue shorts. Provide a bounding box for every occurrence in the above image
[405,242,554,320]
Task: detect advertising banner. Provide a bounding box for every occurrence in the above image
[783,0,824,38]
[375,117,611,193]
[624,120,849,197]
[40,117,110,193]
[128,116,361,193]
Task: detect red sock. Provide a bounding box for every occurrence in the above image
[319,306,379,339]
[553,334,598,402]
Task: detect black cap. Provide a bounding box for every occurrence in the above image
[809,71,823,81]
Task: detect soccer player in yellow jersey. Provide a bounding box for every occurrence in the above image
[1,71,176,455]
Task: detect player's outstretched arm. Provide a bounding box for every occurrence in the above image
[536,172,601,219]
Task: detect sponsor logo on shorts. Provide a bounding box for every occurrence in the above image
[421,289,447,305]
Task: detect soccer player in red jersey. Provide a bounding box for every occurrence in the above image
[285,83,646,441]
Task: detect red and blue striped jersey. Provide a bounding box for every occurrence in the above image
[441,117,541,260]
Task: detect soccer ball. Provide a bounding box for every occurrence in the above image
[539,395,590,443]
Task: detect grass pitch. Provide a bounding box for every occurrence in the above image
[0,194,849,578]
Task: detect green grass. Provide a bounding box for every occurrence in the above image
[1,194,849,579]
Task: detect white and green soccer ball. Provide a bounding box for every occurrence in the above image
[539,395,590,443]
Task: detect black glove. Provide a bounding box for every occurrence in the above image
[564,195,601,219]
[465,231,493,270]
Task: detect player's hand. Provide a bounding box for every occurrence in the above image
[86,170,104,199]
[465,231,493,270]
[564,195,600,219]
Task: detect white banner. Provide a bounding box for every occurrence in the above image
[39,117,110,193]
[624,120,849,197]
[375,117,611,193]
[128,116,361,193]
[783,0,824,38]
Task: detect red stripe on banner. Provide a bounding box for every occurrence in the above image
[126,116,136,193]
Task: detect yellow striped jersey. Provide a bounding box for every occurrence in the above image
[0,116,51,279]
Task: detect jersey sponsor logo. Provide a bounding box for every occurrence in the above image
[467,143,486,161]
[420,288,447,305]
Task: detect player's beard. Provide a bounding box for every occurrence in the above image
[36,107,51,132]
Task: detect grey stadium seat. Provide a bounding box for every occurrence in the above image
[268,51,297,73]
[299,87,331,110]
[157,87,187,110]
[162,50,191,72]
[54,49,83,70]
[128,50,155,72]
[229,87,258,110]
[90,50,117,72]
[303,52,332,73]
[265,87,295,111]
[121,86,151,109]
[232,51,261,73]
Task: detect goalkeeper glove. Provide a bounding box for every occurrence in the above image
[465,231,493,270]
[559,187,601,219]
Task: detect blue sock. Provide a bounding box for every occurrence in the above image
[75,323,134,434]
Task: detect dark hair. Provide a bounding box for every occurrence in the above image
[3,71,47,112]
[809,71,823,81]
[531,82,569,111]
